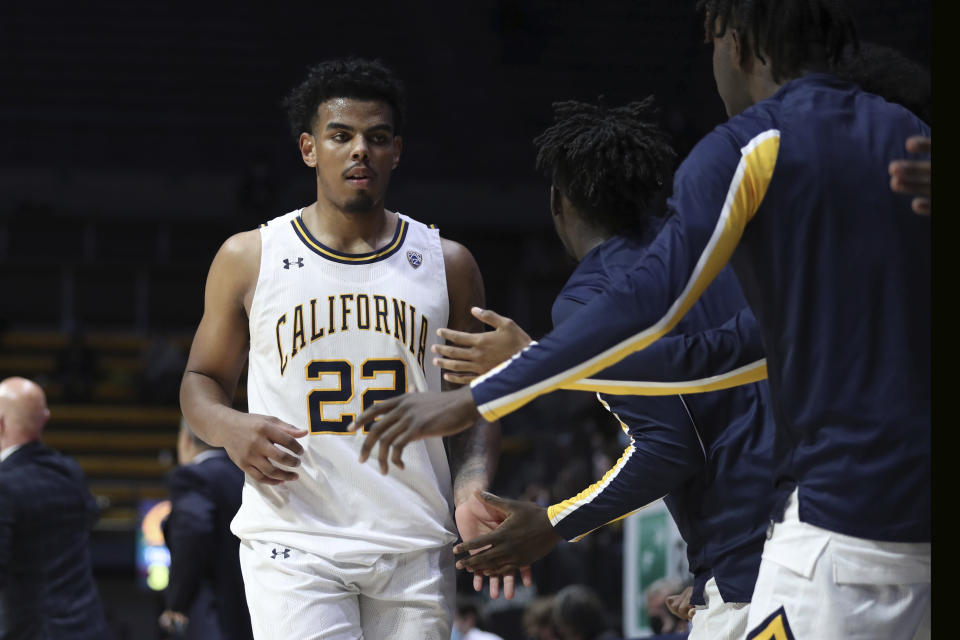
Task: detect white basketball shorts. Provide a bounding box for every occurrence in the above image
[688,576,750,640]
[746,489,930,640]
[238,539,455,640]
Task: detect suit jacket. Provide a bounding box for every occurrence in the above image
[163,451,252,640]
[0,441,110,640]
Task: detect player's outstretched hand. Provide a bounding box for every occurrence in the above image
[349,386,480,474]
[665,586,696,621]
[432,307,533,384]
[224,413,307,485]
[889,135,931,215]
[454,492,533,600]
[454,491,561,578]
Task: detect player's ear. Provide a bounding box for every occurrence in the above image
[730,27,747,70]
[392,135,403,169]
[300,132,317,168]
[549,185,563,219]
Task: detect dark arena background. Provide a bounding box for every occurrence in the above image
[0,2,930,639]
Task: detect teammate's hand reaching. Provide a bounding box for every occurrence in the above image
[889,135,931,215]
[348,386,480,474]
[454,492,533,600]
[453,492,562,578]
[432,307,533,384]
[665,586,696,621]
[223,413,307,485]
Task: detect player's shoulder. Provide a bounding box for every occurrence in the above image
[439,236,474,264]
[439,236,481,286]
[677,111,779,189]
[217,229,261,269]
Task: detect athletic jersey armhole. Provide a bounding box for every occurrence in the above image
[249,209,300,324]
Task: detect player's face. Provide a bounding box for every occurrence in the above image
[301,98,402,214]
[710,21,751,117]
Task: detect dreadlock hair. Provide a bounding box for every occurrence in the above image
[533,96,676,236]
[282,57,407,140]
[696,0,859,83]
[832,42,931,124]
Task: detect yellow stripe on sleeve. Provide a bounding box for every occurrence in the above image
[475,130,780,421]
[562,359,767,396]
[548,444,638,524]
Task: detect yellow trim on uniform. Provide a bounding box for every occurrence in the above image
[548,444,635,523]
[292,217,408,262]
[567,508,644,543]
[475,131,779,422]
[563,360,767,396]
[747,609,795,640]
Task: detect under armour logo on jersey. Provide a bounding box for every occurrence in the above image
[283,258,304,269]
[406,250,423,269]
[271,548,290,559]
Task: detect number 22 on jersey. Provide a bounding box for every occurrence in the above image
[305,358,406,434]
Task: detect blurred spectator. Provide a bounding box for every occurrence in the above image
[551,585,619,640]
[159,420,252,640]
[644,578,689,636]
[452,595,505,640]
[523,596,559,640]
[0,377,111,639]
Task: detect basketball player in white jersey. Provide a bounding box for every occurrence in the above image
[179,57,503,640]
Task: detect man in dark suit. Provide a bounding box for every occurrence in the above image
[0,376,111,640]
[159,420,252,640]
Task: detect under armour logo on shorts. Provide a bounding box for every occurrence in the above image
[283,258,304,269]
[271,548,291,559]
[406,250,423,269]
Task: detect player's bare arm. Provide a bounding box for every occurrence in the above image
[433,239,533,600]
[438,239,497,502]
[180,231,307,485]
[432,307,533,384]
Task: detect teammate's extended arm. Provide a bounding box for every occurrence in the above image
[350,126,779,466]
[435,307,766,393]
[469,128,778,421]
[455,395,704,575]
[180,232,307,485]
[566,307,766,395]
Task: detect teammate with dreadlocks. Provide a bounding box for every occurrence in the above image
[432,97,776,640]
[349,1,931,637]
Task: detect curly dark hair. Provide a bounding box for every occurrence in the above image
[533,97,676,235]
[697,0,858,83]
[282,57,407,139]
[832,42,931,124]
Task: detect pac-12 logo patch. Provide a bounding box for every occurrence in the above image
[406,250,423,269]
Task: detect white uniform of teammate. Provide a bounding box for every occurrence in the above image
[234,209,457,640]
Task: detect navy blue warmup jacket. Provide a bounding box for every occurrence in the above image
[472,74,931,542]
[546,234,774,604]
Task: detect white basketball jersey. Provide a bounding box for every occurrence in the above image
[232,209,457,561]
